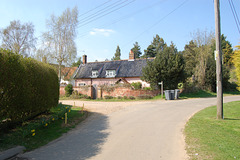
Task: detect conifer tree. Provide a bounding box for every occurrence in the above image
[131,42,142,58]
[112,45,121,60]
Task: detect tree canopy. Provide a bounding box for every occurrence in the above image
[142,42,184,90]
[221,34,234,67]
[182,30,231,92]
[41,6,78,82]
[71,57,82,67]
[131,42,142,58]
[232,45,240,91]
[0,20,36,56]
[112,45,121,60]
[143,34,166,58]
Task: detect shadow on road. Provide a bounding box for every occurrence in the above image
[75,112,109,160]
[21,112,109,160]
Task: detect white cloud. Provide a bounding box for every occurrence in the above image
[89,28,115,37]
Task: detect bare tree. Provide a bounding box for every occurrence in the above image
[191,29,215,87]
[42,6,78,82]
[0,20,36,56]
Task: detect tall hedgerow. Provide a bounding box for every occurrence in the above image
[0,49,59,124]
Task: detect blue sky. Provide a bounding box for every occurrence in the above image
[0,0,240,62]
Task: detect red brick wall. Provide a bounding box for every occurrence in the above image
[101,87,160,98]
[60,86,160,99]
[60,86,92,97]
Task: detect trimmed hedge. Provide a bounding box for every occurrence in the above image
[0,49,59,125]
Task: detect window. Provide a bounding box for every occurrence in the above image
[92,70,98,77]
[78,83,86,86]
[106,70,116,77]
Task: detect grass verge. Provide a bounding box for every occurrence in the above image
[180,90,240,99]
[0,105,87,152]
[185,101,240,160]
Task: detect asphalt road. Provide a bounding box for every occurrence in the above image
[20,96,240,160]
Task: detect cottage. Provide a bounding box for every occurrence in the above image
[73,50,152,89]
[60,67,78,86]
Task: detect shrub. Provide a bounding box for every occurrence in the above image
[70,94,80,99]
[131,82,142,90]
[137,95,153,99]
[104,95,113,99]
[65,84,73,97]
[123,96,128,99]
[117,96,123,99]
[0,49,59,127]
[79,94,89,99]
[129,96,135,100]
[143,87,152,91]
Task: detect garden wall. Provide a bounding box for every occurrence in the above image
[60,86,92,97]
[99,87,160,99]
[60,85,160,99]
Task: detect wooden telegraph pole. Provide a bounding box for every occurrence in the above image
[214,0,223,119]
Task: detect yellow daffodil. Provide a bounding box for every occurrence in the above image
[66,107,68,109]
[45,123,48,127]
[62,117,64,119]
[31,129,35,133]
[52,118,55,121]
[32,133,35,136]
[69,110,71,112]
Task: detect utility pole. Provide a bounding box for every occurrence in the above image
[214,0,223,119]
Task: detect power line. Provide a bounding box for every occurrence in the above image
[79,0,127,23]
[230,0,240,26]
[228,0,240,34]
[78,0,135,28]
[79,0,113,17]
[77,0,167,38]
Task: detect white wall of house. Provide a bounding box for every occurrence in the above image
[75,77,150,88]
[124,77,150,88]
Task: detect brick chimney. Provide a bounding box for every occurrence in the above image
[83,55,87,64]
[129,50,135,60]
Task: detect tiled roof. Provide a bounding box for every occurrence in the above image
[74,58,153,79]
[61,67,78,80]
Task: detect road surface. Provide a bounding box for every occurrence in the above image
[20,96,240,160]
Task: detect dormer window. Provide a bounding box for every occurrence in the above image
[92,70,98,78]
[106,70,116,77]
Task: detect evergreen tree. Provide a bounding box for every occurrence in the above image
[142,45,184,89]
[131,42,142,58]
[112,45,121,60]
[71,57,82,67]
[143,34,167,58]
[221,34,234,67]
[182,40,198,77]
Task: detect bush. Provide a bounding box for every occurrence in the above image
[79,94,91,99]
[65,84,73,97]
[129,96,135,100]
[137,95,153,99]
[131,82,142,90]
[117,96,123,99]
[104,95,113,99]
[0,49,59,127]
[143,87,152,91]
[123,96,128,99]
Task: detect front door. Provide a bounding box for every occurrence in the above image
[92,84,97,99]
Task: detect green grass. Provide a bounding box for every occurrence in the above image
[185,101,240,160]
[0,105,86,152]
[180,90,217,99]
[180,90,240,99]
